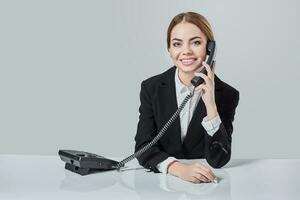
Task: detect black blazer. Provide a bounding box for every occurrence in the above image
[134,66,239,173]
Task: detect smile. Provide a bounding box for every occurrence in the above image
[180,58,197,66]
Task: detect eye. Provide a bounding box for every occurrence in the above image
[193,41,201,46]
[172,42,182,47]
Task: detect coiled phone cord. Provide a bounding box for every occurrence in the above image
[116,87,196,169]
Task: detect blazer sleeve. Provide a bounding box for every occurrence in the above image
[205,89,240,168]
[134,81,170,173]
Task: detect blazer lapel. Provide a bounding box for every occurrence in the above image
[156,67,183,156]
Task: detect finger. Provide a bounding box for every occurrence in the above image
[193,73,212,86]
[199,165,216,181]
[199,163,215,176]
[202,61,214,80]
[191,173,205,183]
[195,164,215,181]
[191,176,201,183]
[196,65,205,73]
[196,84,208,93]
[202,61,212,73]
[194,173,209,183]
[196,168,215,182]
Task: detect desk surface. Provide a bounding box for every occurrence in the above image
[0,155,299,200]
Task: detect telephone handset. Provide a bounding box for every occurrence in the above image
[191,40,216,87]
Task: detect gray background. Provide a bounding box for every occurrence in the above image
[1,0,299,158]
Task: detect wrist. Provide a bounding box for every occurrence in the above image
[167,161,183,177]
[206,103,218,120]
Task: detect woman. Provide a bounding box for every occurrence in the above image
[134,12,239,183]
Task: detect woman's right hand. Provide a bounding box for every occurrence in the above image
[167,161,216,183]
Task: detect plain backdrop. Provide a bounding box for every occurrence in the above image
[1,0,299,159]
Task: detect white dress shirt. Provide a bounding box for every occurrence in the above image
[156,68,221,174]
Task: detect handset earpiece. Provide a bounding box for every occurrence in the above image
[191,40,216,87]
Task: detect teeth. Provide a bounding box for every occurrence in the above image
[181,58,196,65]
[181,58,196,61]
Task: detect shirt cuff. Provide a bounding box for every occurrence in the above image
[201,115,222,136]
[156,157,178,174]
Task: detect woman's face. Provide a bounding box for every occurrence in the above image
[168,22,208,75]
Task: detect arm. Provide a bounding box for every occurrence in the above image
[196,62,240,168]
[166,89,239,183]
[205,89,240,168]
[134,81,170,173]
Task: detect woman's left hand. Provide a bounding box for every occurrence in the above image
[194,61,218,119]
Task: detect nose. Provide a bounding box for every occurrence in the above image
[182,43,192,55]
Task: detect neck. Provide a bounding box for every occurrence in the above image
[178,70,194,87]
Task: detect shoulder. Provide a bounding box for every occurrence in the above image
[141,66,176,92]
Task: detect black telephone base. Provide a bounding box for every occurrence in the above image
[59,149,119,175]
[65,163,91,175]
[64,163,115,175]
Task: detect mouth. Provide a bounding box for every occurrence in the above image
[180,58,198,66]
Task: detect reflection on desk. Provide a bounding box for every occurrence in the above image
[0,155,299,200]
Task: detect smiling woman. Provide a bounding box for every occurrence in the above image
[134,12,239,184]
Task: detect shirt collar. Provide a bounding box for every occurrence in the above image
[175,68,193,94]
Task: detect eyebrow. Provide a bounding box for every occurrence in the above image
[171,36,202,42]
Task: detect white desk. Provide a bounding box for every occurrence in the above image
[0,155,299,200]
